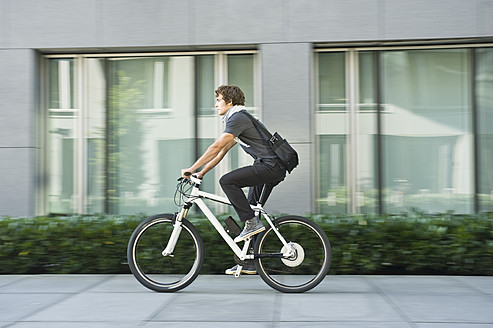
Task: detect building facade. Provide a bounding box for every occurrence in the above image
[1,0,492,217]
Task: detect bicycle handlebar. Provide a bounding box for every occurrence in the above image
[178,173,202,185]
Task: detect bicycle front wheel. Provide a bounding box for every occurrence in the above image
[127,214,204,292]
[255,216,331,293]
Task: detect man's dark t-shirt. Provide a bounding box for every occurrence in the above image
[224,111,279,166]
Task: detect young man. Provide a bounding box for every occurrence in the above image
[181,85,286,274]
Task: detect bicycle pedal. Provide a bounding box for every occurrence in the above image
[234,265,243,278]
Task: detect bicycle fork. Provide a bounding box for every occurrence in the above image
[161,206,189,256]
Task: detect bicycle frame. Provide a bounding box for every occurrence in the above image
[162,176,291,263]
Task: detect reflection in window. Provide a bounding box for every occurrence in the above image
[86,58,106,214]
[358,52,377,112]
[317,48,478,215]
[227,54,257,172]
[106,57,195,214]
[381,49,473,213]
[318,135,346,214]
[316,52,348,214]
[228,54,255,108]
[197,55,215,116]
[318,52,346,111]
[49,59,74,109]
[357,51,378,214]
[476,48,493,213]
[45,53,258,215]
[47,59,76,214]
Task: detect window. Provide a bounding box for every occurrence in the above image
[42,52,258,215]
[317,46,480,215]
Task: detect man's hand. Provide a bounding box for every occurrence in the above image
[181,169,204,179]
[181,168,194,178]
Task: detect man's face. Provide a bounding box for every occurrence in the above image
[215,94,233,116]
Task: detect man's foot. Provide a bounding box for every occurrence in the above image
[233,216,265,243]
[225,263,257,275]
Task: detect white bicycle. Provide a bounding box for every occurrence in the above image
[127,174,331,293]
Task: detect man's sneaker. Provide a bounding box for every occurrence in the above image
[234,216,265,243]
[225,263,257,275]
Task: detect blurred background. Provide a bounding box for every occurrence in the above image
[1,0,492,218]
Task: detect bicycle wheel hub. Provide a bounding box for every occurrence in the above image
[280,242,304,267]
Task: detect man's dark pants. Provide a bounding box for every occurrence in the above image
[219,161,286,222]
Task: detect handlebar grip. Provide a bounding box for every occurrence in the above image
[178,172,194,182]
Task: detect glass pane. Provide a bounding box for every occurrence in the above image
[476,47,493,212]
[227,54,258,175]
[49,59,75,109]
[316,52,348,214]
[47,59,77,214]
[107,56,194,214]
[381,49,473,214]
[318,135,347,214]
[227,54,254,108]
[197,55,215,116]
[358,51,377,111]
[357,51,378,214]
[195,55,216,198]
[318,52,346,111]
[86,58,106,213]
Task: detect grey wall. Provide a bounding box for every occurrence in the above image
[1,0,492,50]
[261,43,313,215]
[0,49,37,217]
[0,0,492,216]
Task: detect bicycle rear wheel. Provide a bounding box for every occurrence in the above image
[127,214,204,292]
[255,216,331,293]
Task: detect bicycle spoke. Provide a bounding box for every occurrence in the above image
[255,216,331,293]
[128,215,204,292]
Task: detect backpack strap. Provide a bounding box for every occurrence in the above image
[241,111,278,143]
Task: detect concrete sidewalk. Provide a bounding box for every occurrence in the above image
[1,274,492,327]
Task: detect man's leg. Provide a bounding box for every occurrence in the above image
[222,163,285,273]
[220,162,285,221]
[219,165,262,222]
[220,163,286,242]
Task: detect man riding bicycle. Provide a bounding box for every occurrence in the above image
[181,85,287,275]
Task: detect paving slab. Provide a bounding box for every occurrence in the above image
[0,274,492,328]
[280,292,404,322]
[388,294,493,324]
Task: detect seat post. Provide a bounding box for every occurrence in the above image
[257,184,268,206]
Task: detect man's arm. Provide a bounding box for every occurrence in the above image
[182,132,236,177]
[197,138,236,178]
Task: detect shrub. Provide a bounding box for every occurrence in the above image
[1,213,492,275]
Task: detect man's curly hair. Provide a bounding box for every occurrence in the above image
[215,85,245,106]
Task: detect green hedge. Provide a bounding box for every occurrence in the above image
[1,213,492,275]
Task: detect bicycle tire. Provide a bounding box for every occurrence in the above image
[254,216,331,293]
[127,214,204,292]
